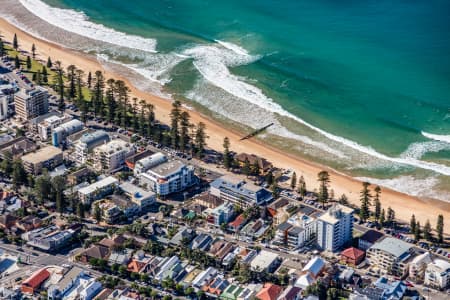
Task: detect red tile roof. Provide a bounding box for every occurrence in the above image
[22,268,50,289]
[341,247,365,260]
[256,283,283,300]
[229,214,246,229]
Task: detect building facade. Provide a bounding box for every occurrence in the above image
[316,204,353,252]
[21,146,63,175]
[73,131,110,164]
[14,87,49,120]
[52,119,84,147]
[424,259,450,290]
[210,175,273,209]
[93,139,135,173]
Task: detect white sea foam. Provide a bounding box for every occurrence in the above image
[18,0,157,53]
[183,43,450,176]
[401,141,450,160]
[422,131,450,144]
[355,175,449,200]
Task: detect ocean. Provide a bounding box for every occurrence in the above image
[2,0,450,200]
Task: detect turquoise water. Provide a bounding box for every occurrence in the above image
[13,0,450,197]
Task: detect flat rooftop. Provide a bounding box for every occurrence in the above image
[149,159,187,177]
[21,146,62,164]
[78,176,118,195]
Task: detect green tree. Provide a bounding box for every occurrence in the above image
[338,194,348,205]
[179,111,191,152]
[34,173,52,204]
[13,33,18,50]
[380,208,386,227]
[46,56,52,68]
[77,202,85,219]
[1,151,13,175]
[52,176,65,213]
[410,214,416,234]
[42,66,48,83]
[290,172,297,190]
[12,160,27,191]
[67,65,77,99]
[437,214,444,244]
[194,122,207,157]
[266,170,274,186]
[242,158,251,177]
[31,43,36,59]
[317,171,330,208]
[387,207,395,226]
[170,100,181,149]
[53,61,65,110]
[414,221,421,241]
[26,56,32,69]
[14,55,20,69]
[359,182,371,222]
[374,185,381,221]
[87,71,92,88]
[223,137,231,169]
[297,175,306,197]
[423,219,432,241]
[0,39,5,57]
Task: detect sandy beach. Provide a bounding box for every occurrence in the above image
[1,17,449,233]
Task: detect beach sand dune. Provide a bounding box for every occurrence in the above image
[1,17,449,234]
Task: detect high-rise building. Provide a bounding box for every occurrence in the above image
[14,87,49,120]
[316,204,353,252]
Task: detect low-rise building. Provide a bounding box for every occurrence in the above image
[67,167,95,186]
[21,268,50,295]
[23,225,74,252]
[340,247,365,266]
[73,131,110,164]
[133,152,167,176]
[48,267,84,300]
[207,202,235,227]
[21,146,63,175]
[210,175,273,208]
[409,252,432,283]
[0,136,37,159]
[274,213,316,249]
[139,157,195,196]
[119,182,156,210]
[295,256,326,289]
[255,283,282,300]
[358,230,384,251]
[37,114,72,141]
[97,196,139,224]
[424,259,450,290]
[52,119,84,147]
[78,176,119,205]
[93,139,135,173]
[234,153,273,175]
[125,149,154,170]
[250,250,280,272]
[366,237,413,276]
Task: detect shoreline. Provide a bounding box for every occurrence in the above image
[1,17,450,233]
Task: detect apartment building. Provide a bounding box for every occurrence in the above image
[139,158,195,196]
[14,87,49,120]
[52,119,84,147]
[275,213,316,249]
[366,237,413,277]
[210,175,273,209]
[37,114,72,141]
[316,204,353,252]
[77,176,119,205]
[73,130,110,164]
[133,152,167,176]
[21,145,63,175]
[424,259,450,290]
[93,139,135,173]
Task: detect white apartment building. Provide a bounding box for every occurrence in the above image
[409,252,432,283]
[52,119,84,147]
[366,237,413,277]
[424,259,450,290]
[139,158,195,196]
[93,139,135,173]
[316,204,353,252]
[77,176,119,205]
[73,131,110,164]
[37,114,72,141]
[134,152,168,176]
[275,214,317,249]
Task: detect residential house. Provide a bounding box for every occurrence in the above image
[341,247,365,266]
[295,256,326,289]
[277,286,302,300]
[190,233,213,251]
[78,245,110,264]
[255,283,283,300]
[0,214,16,230]
[228,214,247,233]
